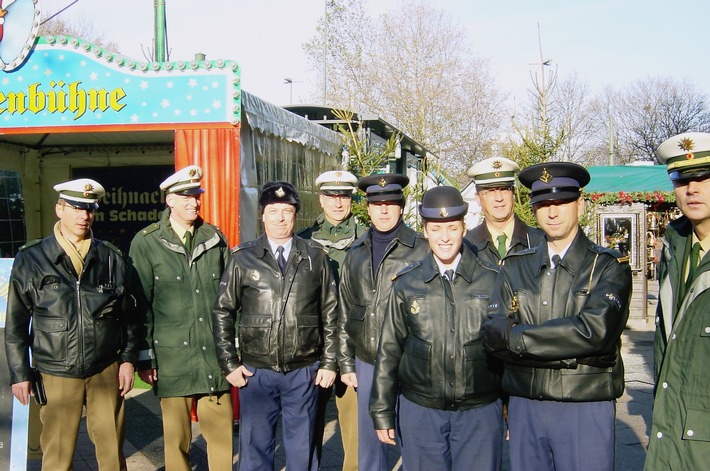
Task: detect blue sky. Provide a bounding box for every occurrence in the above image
[43,0,710,107]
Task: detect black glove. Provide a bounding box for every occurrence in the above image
[482,315,517,353]
[577,349,617,368]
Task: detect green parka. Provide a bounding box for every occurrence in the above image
[645,217,710,470]
[130,208,230,397]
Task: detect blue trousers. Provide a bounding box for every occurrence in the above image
[508,396,615,471]
[237,363,319,471]
[356,357,397,471]
[399,396,504,471]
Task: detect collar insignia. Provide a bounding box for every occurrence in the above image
[539,168,552,183]
[410,300,420,315]
[251,271,260,281]
[275,187,286,198]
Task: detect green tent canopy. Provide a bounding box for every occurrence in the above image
[586,165,672,193]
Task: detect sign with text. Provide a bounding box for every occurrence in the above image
[0,37,240,129]
[73,166,174,253]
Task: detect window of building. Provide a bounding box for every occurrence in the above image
[0,170,26,257]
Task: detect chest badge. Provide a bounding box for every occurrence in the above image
[251,271,260,281]
[510,296,519,313]
[410,300,420,315]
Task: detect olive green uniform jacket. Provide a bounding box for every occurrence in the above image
[130,208,230,397]
[645,217,710,470]
[465,215,545,267]
[298,213,367,277]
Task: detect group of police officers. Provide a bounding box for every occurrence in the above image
[6,131,710,471]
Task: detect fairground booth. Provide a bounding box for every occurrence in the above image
[0,7,343,466]
[586,165,678,320]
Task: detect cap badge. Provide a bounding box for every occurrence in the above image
[275,187,286,198]
[494,172,501,177]
[492,160,502,169]
[539,168,552,184]
[679,137,695,160]
[410,300,420,315]
[439,208,449,217]
[188,168,198,177]
[83,183,94,196]
[335,171,342,177]
[378,177,387,187]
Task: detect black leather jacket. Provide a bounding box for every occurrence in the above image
[487,229,631,402]
[337,224,429,371]
[5,236,139,382]
[465,215,545,266]
[370,247,502,430]
[211,234,338,374]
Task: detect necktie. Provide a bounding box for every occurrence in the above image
[276,246,287,274]
[184,231,193,254]
[551,254,561,269]
[496,234,508,259]
[444,269,455,282]
[686,242,701,290]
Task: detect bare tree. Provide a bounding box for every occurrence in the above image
[39,15,120,53]
[611,77,710,162]
[304,0,506,186]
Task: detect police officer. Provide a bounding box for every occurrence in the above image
[645,132,710,470]
[298,170,366,471]
[337,173,429,470]
[212,181,338,471]
[370,186,504,470]
[130,166,233,471]
[482,163,632,471]
[466,156,544,266]
[5,178,138,471]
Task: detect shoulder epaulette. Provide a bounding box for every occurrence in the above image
[392,260,421,281]
[304,238,329,253]
[18,239,42,251]
[102,241,124,256]
[138,223,160,236]
[590,244,628,263]
[230,239,258,254]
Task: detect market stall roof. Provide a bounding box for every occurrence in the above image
[586,165,673,193]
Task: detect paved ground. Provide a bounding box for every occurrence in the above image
[26,317,656,471]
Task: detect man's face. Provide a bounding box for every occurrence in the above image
[423,220,465,265]
[533,197,583,245]
[55,201,94,241]
[319,193,353,225]
[262,203,297,243]
[166,193,201,228]
[367,201,403,232]
[673,176,710,233]
[475,186,515,224]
